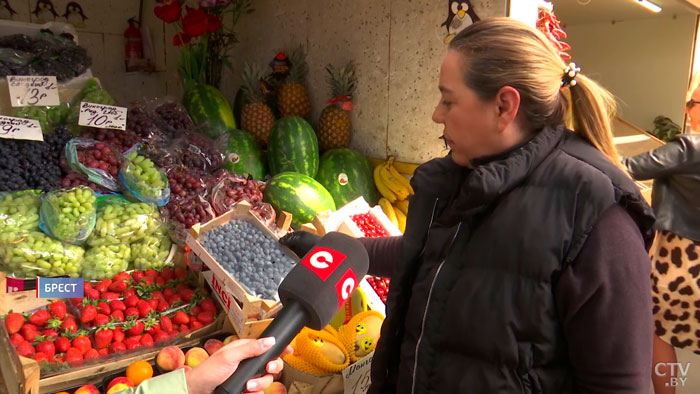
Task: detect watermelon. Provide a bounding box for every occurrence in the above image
[267,117,319,177]
[264,172,336,227]
[183,82,236,139]
[222,129,267,180]
[316,148,380,207]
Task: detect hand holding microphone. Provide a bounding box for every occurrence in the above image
[214,232,370,394]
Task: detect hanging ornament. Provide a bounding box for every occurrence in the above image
[536,6,571,61]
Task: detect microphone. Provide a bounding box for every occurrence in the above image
[214,232,369,394]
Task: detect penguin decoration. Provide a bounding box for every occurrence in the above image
[31,0,58,24]
[63,2,87,28]
[441,0,480,44]
[0,0,17,20]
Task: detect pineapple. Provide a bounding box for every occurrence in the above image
[240,63,276,147]
[318,62,357,150]
[277,46,311,119]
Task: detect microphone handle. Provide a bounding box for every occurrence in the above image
[214,301,310,394]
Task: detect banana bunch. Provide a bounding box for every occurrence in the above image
[374,157,414,233]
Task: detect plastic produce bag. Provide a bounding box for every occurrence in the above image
[126,102,168,143]
[82,243,130,280]
[66,79,115,134]
[210,175,264,216]
[0,231,84,278]
[162,194,215,245]
[39,186,97,244]
[171,131,225,173]
[150,97,195,140]
[65,138,121,191]
[119,145,170,206]
[87,200,163,247]
[0,190,42,243]
[13,104,70,133]
[131,229,173,270]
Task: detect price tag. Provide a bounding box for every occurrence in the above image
[343,352,374,394]
[0,115,43,141]
[6,75,59,107]
[78,102,128,130]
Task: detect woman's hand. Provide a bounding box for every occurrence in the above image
[185,337,292,394]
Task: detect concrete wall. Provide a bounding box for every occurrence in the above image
[566,15,697,131]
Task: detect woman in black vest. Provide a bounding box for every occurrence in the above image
[283,18,655,393]
[624,74,700,394]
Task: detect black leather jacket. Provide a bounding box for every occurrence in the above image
[623,134,700,241]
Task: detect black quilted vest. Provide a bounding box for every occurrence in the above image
[368,125,655,394]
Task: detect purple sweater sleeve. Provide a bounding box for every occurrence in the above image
[359,236,403,278]
[556,204,652,393]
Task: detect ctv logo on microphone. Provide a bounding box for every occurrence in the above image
[334,269,358,308]
[301,247,347,281]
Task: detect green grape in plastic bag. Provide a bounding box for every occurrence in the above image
[1,231,84,278]
[0,190,42,243]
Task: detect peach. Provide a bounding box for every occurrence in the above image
[156,346,185,372]
[204,338,224,355]
[176,364,192,373]
[106,377,134,391]
[74,385,100,394]
[107,383,133,394]
[264,381,287,394]
[223,334,239,345]
[185,347,209,367]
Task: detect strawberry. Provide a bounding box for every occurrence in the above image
[144,318,160,336]
[21,324,40,342]
[123,288,136,299]
[176,283,189,293]
[173,311,190,325]
[125,307,140,320]
[109,341,126,354]
[140,333,154,347]
[72,334,92,354]
[47,317,63,330]
[146,298,158,310]
[95,279,112,293]
[168,295,183,305]
[80,305,97,324]
[109,300,126,312]
[196,312,214,325]
[181,289,195,302]
[95,325,114,349]
[65,347,84,365]
[83,282,92,293]
[15,341,35,358]
[10,333,25,346]
[163,288,175,299]
[156,300,169,313]
[60,317,78,334]
[154,331,170,343]
[108,280,127,293]
[69,298,83,308]
[33,352,49,363]
[113,327,125,343]
[84,348,100,359]
[124,295,139,308]
[137,300,153,318]
[179,324,189,333]
[125,336,142,350]
[191,306,202,316]
[151,291,165,301]
[42,329,59,340]
[102,292,120,301]
[4,312,25,334]
[54,336,71,353]
[35,338,55,358]
[160,267,174,280]
[86,288,100,300]
[28,310,51,327]
[48,301,67,319]
[189,321,204,330]
[199,298,216,313]
[168,330,179,338]
[98,348,109,356]
[93,314,110,326]
[110,310,125,323]
[125,320,144,336]
[114,272,130,281]
[174,267,188,280]
[131,271,145,282]
[145,269,158,279]
[160,315,173,332]
[140,276,154,286]
[97,302,111,315]
[155,277,166,286]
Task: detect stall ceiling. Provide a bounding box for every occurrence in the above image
[555,0,697,25]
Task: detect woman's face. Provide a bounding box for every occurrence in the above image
[432,51,503,167]
[686,85,700,132]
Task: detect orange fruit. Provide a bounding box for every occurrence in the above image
[126,360,154,386]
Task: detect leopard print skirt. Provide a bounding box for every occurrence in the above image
[651,230,700,353]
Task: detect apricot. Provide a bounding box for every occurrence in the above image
[156,346,185,371]
[106,377,134,391]
[107,383,133,394]
[74,385,100,394]
[204,338,224,355]
[185,347,209,367]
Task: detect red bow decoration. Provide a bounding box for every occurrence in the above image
[154,0,181,23]
[328,95,353,111]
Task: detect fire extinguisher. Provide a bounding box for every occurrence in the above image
[124,18,143,72]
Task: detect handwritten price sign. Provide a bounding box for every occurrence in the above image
[0,116,43,141]
[78,102,127,130]
[7,76,59,107]
[344,353,374,394]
